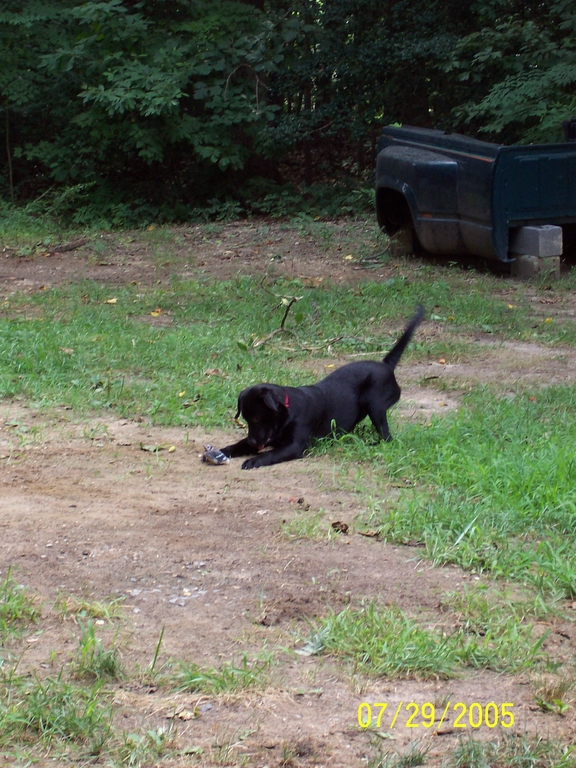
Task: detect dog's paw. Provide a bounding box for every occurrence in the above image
[241,456,261,470]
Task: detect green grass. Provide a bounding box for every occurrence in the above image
[350,385,576,596]
[372,734,576,768]
[280,509,338,541]
[370,741,430,768]
[0,199,81,248]
[298,603,459,679]
[55,594,125,622]
[71,620,123,681]
[175,654,272,694]
[441,586,550,672]
[115,727,175,767]
[1,272,575,426]
[532,672,576,716]
[0,569,39,641]
[0,668,113,756]
[2,223,576,764]
[298,600,548,679]
[444,734,576,768]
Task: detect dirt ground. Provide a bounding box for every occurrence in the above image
[1,221,576,766]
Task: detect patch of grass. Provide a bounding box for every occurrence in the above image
[71,620,123,681]
[0,569,39,640]
[370,740,430,768]
[115,726,176,767]
[532,673,576,716]
[0,199,80,247]
[55,594,125,622]
[444,581,564,621]
[300,598,550,678]
[445,733,576,768]
[442,585,549,672]
[358,385,576,596]
[280,509,337,541]
[2,272,575,427]
[0,669,112,756]
[206,730,252,767]
[175,654,272,695]
[299,603,459,679]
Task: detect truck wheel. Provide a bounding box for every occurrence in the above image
[376,188,423,254]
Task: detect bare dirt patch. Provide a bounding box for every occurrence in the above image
[2,220,576,766]
[0,220,386,293]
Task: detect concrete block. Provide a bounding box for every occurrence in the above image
[510,254,560,280]
[509,225,563,256]
[390,228,414,256]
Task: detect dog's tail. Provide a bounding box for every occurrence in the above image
[383,305,425,370]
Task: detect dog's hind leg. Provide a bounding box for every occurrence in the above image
[367,390,400,442]
[368,409,392,441]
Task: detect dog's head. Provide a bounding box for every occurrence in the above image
[235,384,290,451]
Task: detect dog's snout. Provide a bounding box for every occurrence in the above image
[246,426,273,452]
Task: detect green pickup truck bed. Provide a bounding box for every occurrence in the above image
[376,125,576,262]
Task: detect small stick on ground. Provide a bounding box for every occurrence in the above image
[46,238,89,255]
[252,279,303,348]
[252,300,299,348]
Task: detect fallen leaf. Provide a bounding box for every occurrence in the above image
[359,529,380,538]
[60,347,74,355]
[168,708,198,721]
[183,746,204,756]
[437,358,446,364]
[331,521,349,534]
[139,443,165,453]
[105,298,117,305]
[150,308,162,317]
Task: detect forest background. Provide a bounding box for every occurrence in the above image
[1,0,575,226]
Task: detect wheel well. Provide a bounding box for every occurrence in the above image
[376,187,414,235]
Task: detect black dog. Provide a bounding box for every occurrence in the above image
[222,305,424,469]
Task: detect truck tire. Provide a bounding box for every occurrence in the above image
[376,187,423,255]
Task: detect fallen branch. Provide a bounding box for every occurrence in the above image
[252,325,297,349]
[46,238,89,255]
[252,279,303,348]
[299,336,343,352]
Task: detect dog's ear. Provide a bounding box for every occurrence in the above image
[235,389,247,420]
[262,386,286,413]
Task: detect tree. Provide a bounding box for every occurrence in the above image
[1,0,282,214]
[446,0,576,143]
[2,0,574,220]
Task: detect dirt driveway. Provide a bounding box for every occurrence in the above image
[1,220,576,766]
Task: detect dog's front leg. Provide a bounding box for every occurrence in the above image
[241,442,306,470]
[221,437,256,458]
